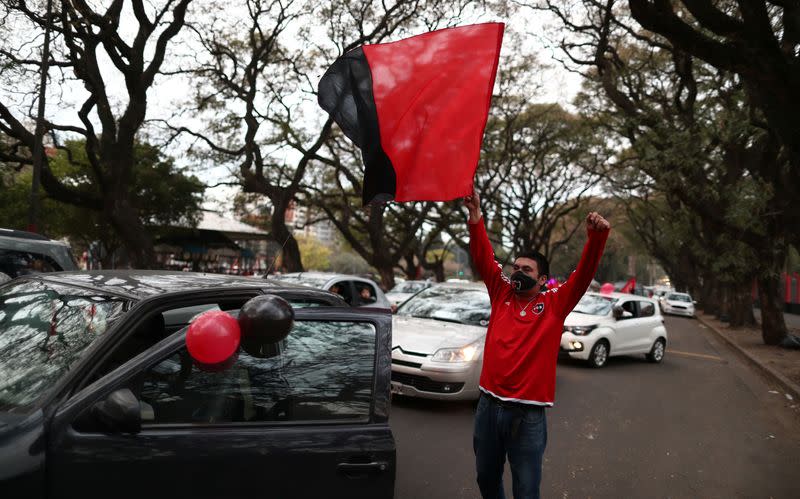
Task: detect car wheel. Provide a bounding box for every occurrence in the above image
[588,340,609,368]
[646,338,666,363]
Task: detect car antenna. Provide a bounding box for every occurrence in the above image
[264,235,291,279]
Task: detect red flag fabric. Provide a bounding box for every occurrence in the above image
[621,277,636,294]
[318,23,504,204]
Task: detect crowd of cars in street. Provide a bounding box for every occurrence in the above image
[0,227,696,497]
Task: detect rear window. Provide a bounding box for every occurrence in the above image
[0,280,128,410]
[0,249,63,279]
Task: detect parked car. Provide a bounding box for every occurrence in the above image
[390,282,490,401]
[385,280,431,306]
[660,292,696,317]
[560,292,668,368]
[0,271,394,499]
[651,286,675,300]
[0,228,78,279]
[271,272,392,309]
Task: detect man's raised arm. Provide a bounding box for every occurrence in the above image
[553,212,611,317]
[464,192,509,298]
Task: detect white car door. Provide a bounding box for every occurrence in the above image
[633,300,660,352]
[611,300,644,354]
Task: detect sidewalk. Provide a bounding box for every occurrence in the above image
[753,309,800,330]
[698,313,800,404]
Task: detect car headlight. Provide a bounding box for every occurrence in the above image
[563,325,597,336]
[431,341,482,362]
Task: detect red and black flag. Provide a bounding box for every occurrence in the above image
[318,23,505,205]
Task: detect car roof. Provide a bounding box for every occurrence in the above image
[32,270,320,299]
[277,271,379,284]
[0,228,50,241]
[0,228,70,246]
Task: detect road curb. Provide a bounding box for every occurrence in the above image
[697,314,800,402]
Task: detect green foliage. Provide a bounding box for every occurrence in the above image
[296,234,331,271]
[0,140,204,250]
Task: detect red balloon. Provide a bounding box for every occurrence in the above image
[600,282,615,295]
[186,311,241,365]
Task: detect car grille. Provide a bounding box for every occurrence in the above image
[672,305,687,309]
[392,346,428,357]
[391,372,465,394]
[392,359,423,368]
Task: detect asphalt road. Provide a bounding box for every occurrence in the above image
[391,316,800,499]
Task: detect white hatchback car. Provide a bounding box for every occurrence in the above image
[560,292,668,368]
[390,282,490,401]
[660,292,696,317]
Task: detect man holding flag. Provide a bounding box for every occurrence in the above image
[464,191,609,499]
[319,21,609,498]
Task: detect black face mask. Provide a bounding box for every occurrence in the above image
[510,271,538,292]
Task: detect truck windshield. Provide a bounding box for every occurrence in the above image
[0,279,128,411]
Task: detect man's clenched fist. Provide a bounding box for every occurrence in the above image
[586,212,610,232]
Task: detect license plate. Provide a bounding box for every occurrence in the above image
[391,382,403,395]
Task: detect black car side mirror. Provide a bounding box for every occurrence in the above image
[93,388,142,434]
[612,305,623,320]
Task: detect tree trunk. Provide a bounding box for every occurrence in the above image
[270,202,303,272]
[700,278,720,316]
[727,284,756,327]
[100,246,114,270]
[431,260,445,282]
[717,286,731,322]
[757,274,788,345]
[403,253,417,280]
[110,202,154,268]
[377,266,396,291]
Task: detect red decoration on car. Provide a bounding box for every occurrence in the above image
[186,311,241,365]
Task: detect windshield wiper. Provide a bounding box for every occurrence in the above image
[410,314,464,324]
[431,317,465,325]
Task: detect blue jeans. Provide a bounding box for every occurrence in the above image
[473,393,547,499]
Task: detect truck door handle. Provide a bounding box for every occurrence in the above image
[337,461,390,475]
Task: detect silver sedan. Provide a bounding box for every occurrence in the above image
[390,282,490,401]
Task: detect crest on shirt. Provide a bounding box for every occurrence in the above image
[532,302,545,314]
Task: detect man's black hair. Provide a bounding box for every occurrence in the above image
[515,250,549,278]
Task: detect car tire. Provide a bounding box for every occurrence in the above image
[646,338,666,363]
[588,340,609,368]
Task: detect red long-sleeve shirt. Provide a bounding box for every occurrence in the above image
[469,218,609,406]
